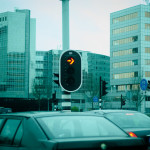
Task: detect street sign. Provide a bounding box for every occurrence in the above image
[140,79,147,91]
[93,96,99,102]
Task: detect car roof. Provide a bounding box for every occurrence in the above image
[92,109,139,115]
[0,111,103,118]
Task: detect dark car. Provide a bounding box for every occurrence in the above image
[0,111,147,150]
[92,109,150,149]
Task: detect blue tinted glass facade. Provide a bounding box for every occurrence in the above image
[0,10,36,99]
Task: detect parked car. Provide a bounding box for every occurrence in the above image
[0,111,147,150]
[0,107,12,114]
[92,109,150,149]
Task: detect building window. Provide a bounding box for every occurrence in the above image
[113,48,138,57]
[113,60,138,68]
[145,47,150,53]
[127,85,131,90]
[132,84,139,90]
[145,59,150,65]
[145,36,150,41]
[113,12,138,24]
[112,24,138,35]
[145,24,150,29]
[117,85,125,91]
[145,12,150,18]
[113,72,138,79]
[145,71,150,77]
[113,36,138,46]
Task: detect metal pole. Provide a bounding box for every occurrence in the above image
[121,94,122,109]
[100,76,102,99]
[60,0,70,51]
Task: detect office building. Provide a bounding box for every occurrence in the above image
[0,9,36,99]
[110,4,150,112]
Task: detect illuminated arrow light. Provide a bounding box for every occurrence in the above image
[67,57,75,65]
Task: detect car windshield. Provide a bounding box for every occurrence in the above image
[37,115,127,139]
[106,112,150,128]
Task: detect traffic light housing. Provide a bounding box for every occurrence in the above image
[60,50,82,92]
[147,80,150,90]
[52,91,58,105]
[53,73,59,86]
[122,100,126,106]
[102,81,108,96]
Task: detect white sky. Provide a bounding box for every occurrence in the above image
[0,0,147,56]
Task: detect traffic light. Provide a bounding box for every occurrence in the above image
[53,73,59,86]
[102,81,108,96]
[52,91,58,105]
[60,50,82,92]
[121,94,126,108]
[147,80,150,90]
[122,100,126,106]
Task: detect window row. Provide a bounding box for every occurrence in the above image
[117,84,139,91]
[145,71,150,77]
[112,24,138,35]
[113,60,138,68]
[0,16,7,22]
[113,48,138,57]
[113,71,138,79]
[145,59,150,65]
[0,26,7,34]
[145,12,150,18]
[113,12,138,24]
[145,47,150,53]
[145,35,150,41]
[145,24,150,30]
[113,36,138,46]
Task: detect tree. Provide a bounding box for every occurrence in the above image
[129,76,143,110]
[32,78,52,111]
[84,73,99,109]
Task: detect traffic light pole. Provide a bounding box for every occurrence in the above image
[61,90,71,111]
[121,94,123,109]
[100,76,102,99]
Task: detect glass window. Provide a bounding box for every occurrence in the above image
[0,118,4,129]
[145,36,150,41]
[13,123,23,145]
[113,36,138,46]
[145,59,150,65]
[145,12,150,18]
[113,72,138,79]
[113,12,138,24]
[145,47,150,53]
[118,85,125,91]
[106,112,150,128]
[113,24,138,35]
[37,116,127,139]
[145,24,150,29]
[0,119,21,145]
[145,71,150,77]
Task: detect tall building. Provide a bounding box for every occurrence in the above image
[110,4,150,112]
[0,9,36,99]
[35,50,110,111]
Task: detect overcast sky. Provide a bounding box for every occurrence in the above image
[0,0,147,56]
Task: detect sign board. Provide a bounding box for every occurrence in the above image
[93,96,99,102]
[140,79,147,91]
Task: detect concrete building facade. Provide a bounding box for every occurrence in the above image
[110,4,150,112]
